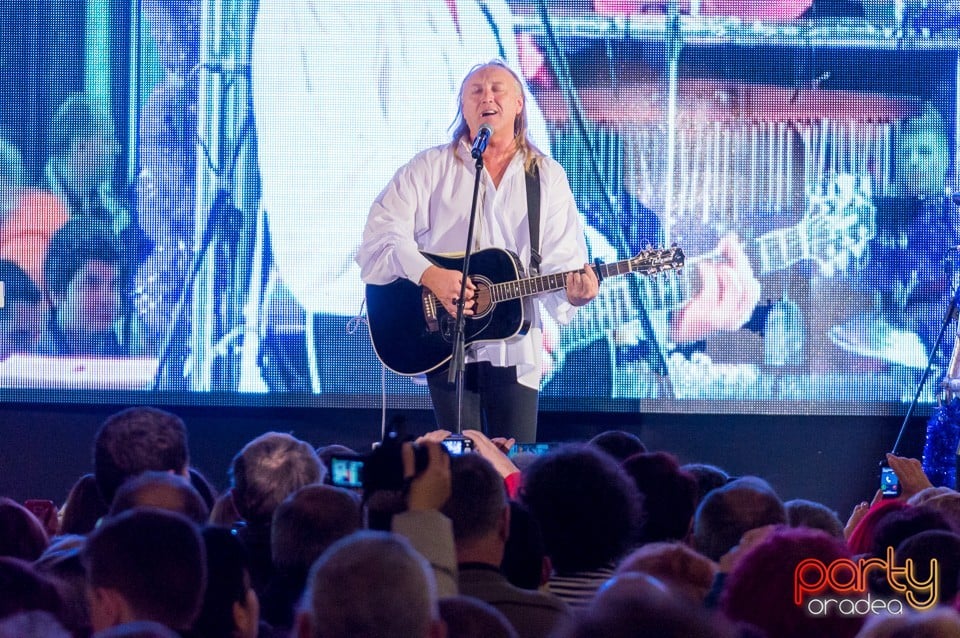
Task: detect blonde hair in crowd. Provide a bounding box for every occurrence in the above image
[450,59,543,173]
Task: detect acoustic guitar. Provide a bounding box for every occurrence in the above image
[365,245,685,376]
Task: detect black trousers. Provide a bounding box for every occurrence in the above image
[426,362,539,442]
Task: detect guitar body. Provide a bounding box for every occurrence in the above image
[365,248,529,376]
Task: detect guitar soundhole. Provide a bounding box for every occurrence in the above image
[436,277,495,343]
[472,277,493,318]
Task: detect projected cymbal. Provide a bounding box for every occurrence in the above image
[828,315,927,369]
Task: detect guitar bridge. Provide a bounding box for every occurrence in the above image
[422,290,440,333]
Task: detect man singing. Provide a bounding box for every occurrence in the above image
[357,61,599,441]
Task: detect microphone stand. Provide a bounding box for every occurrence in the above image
[533,0,674,397]
[151,188,241,390]
[446,150,486,434]
[149,52,253,391]
[891,275,960,455]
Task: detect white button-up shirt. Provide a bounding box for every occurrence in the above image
[357,140,588,388]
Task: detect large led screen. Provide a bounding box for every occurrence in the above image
[0,0,957,415]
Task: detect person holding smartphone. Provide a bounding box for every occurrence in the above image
[879,454,933,501]
[844,453,935,537]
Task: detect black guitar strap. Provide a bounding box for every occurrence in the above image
[526,163,541,274]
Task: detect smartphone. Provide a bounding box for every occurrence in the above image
[880,463,901,498]
[330,456,365,489]
[23,499,56,526]
[441,436,475,456]
[508,442,558,457]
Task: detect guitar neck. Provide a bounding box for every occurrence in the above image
[637,221,808,313]
[748,223,808,276]
[489,259,637,303]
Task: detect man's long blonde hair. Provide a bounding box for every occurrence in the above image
[449,60,542,173]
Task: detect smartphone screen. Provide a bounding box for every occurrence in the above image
[880,465,901,498]
[508,442,556,457]
[330,457,365,489]
[442,437,474,456]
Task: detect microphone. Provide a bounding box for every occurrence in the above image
[471,124,493,159]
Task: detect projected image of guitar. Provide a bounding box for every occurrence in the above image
[639,173,877,315]
[365,246,685,376]
[563,173,877,348]
[545,174,878,392]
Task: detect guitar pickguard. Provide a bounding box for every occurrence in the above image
[438,311,496,344]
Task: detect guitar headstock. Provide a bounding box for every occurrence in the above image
[804,173,877,277]
[628,245,685,275]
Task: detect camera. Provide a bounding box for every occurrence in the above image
[329,430,430,493]
[329,456,365,489]
[441,435,475,456]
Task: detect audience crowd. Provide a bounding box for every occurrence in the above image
[2,406,960,637]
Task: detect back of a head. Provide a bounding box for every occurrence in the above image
[847,499,911,556]
[871,506,952,559]
[188,468,218,511]
[271,484,361,573]
[209,490,242,528]
[522,444,640,574]
[916,491,960,532]
[195,526,255,638]
[0,497,48,561]
[680,463,731,504]
[908,487,956,507]
[502,500,548,590]
[622,452,698,543]
[231,432,325,523]
[301,531,437,638]
[856,608,960,638]
[896,530,960,605]
[0,557,64,621]
[554,572,738,638]
[34,537,90,637]
[109,471,209,524]
[588,430,646,463]
[721,527,863,638]
[785,498,845,539]
[693,476,786,561]
[438,596,518,638]
[616,542,718,603]
[83,508,205,631]
[94,407,189,505]
[59,473,109,535]
[441,453,507,546]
